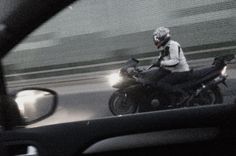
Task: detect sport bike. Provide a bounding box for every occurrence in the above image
[108,54,235,116]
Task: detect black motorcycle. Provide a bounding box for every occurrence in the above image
[108,54,235,116]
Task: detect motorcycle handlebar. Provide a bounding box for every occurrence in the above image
[147,64,155,70]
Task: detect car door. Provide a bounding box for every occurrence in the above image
[0,0,236,156]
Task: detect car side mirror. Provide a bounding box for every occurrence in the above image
[14,88,57,124]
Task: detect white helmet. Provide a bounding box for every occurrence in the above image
[153,27,171,48]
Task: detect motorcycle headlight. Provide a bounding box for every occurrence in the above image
[108,73,123,86]
[221,66,227,76]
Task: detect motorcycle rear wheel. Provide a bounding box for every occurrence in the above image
[190,86,223,106]
[109,91,138,116]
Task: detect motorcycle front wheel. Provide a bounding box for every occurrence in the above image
[109,91,138,116]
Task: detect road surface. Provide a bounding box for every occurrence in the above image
[26,72,236,128]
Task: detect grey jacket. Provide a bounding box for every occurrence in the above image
[159,40,190,72]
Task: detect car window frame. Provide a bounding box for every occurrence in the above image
[0,1,236,155]
[0,61,8,129]
[0,0,78,130]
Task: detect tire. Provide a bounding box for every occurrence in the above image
[190,85,223,106]
[109,91,138,116]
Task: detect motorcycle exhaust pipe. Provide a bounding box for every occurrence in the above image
[196,75,226,96]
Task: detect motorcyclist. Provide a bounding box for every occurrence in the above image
[152,27,190,105]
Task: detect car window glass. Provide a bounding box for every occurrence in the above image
[2,0,236,127]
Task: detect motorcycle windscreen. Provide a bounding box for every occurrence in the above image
[124,58,139,68]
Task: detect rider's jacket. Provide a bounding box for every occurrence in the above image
[159,40,190,72]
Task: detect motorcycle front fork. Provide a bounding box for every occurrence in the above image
[120,92,128,104]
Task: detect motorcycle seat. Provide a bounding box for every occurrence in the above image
[189,66,216,80]
[174,66,218,89]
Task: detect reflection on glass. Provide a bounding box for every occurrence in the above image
[3,0,236,126]
[15,90,54,123]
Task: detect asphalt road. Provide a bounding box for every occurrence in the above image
[9,65,232,127]
[28,77,236,128]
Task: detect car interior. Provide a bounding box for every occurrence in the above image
[0,0,236,156]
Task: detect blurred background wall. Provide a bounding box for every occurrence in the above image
[3,0,236,81]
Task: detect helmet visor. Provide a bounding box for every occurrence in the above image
[153,35,160,45]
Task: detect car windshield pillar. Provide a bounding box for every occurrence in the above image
[0,61,7,129]
[0,61,7,95]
